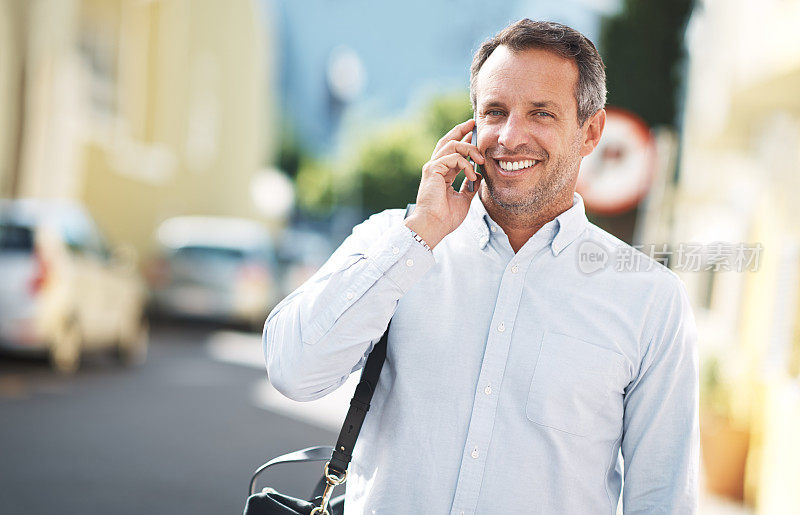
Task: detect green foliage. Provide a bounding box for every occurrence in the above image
[276,122,305,179]
[352,124,432,213]
[295,157,336,214]
[424,93,474,140]
[600,0,695,128]
[294,91,474,214]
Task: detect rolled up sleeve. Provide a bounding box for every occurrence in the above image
[264,210,435,401]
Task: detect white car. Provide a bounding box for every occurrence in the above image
[147,216,280,329]
[276,226,335,297]
[0,199,149,373]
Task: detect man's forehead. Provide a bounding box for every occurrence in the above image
[475,45,579,111]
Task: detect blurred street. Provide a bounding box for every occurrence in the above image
[1,0,798,511]
[0,322,340,515]
[0,320,754,515]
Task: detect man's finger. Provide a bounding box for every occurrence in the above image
[425,153,475,182]
[432,140,485,164]
[458,169,482,195]
[433,119,476,156]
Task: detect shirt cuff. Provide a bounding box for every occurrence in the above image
[367,223,436,294]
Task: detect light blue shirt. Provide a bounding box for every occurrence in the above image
[264,192,699,514]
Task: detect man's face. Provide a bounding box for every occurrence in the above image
[474,46,599,216]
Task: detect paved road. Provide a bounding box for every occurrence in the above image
[0,322,340,515]
[0,322,752,515]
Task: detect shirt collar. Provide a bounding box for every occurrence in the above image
[465,191,588,256]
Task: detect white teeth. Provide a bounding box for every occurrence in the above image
[499,160,536,171]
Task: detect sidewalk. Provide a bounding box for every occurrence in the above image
[700,492,753,515]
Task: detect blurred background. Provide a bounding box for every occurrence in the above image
[0,0,798,513]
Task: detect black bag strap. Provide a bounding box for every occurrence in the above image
[327,203,416,476]
[249,445,334,496]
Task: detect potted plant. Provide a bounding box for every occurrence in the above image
[699,353,751,501]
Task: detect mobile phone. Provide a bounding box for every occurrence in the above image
[467,126,481,192]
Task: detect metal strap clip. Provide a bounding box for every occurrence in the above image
[310,462,347,515]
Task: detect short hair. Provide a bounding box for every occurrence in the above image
[470,19,607,126]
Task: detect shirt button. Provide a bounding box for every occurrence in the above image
[497,322,505,333]
[406,258,414,267]
[484,385,492,395]
[346,292,354,300]
[392,246,399,255]
[511,264,519,274]
[490,226,497,233]
[471,448,479,459]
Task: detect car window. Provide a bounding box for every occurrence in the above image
[174,246,246,263]
[248,243,278,266]
[0,224,34,252]
[59,213,111,260]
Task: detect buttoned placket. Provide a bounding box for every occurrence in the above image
[449,242,550,515]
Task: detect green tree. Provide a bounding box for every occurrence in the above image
[424,93,475,141]
[351,123,432,213]
[600,0,695,128]
[276,118,306,179]
[295,157,337,214]
[294,91,474,214]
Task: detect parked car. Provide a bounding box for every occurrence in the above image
[275,226,335,297]
[0,199,149,373]
[147,216,280,329]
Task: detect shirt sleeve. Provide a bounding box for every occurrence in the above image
[263,209,436,401]
[621,276,700,514]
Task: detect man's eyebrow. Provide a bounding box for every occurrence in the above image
[528,100,561,111]
[480,99,507,110]
[479,99,563,114]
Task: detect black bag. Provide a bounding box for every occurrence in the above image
[243,446,347,515]
[243,205,414,515]
[243,329,387,515]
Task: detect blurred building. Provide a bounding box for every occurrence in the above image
[666,0,800,510]
[0,0,275,258]
[269,0,619,152]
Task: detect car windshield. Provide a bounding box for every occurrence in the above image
[0,224,34,252]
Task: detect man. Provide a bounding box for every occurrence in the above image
[264,19,698,514]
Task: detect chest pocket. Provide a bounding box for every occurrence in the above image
[526,332,625,437]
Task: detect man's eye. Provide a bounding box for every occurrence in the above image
[535,111,554,118]
[487,110,504,116]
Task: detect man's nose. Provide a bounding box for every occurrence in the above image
[497,114,528,151]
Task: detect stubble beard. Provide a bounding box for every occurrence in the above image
[482,146,580,226]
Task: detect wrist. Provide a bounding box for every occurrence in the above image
[404,215,448,250]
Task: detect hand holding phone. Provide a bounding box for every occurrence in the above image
[405,119,483,250]
[467,126,481,193]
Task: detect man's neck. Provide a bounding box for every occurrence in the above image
[480,192,575,253]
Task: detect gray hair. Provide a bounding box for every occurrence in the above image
[470,19,607,126]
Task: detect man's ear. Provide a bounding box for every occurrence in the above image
[579,109,606,158]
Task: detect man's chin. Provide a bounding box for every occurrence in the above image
[485,188,540,213]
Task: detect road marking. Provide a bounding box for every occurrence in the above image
[206,330,264,369]
[206,330,357,432]
[250,376,358,432]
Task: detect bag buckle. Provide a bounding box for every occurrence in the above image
[310,462,347,515]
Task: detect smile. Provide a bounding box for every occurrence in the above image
[496,159,539,176]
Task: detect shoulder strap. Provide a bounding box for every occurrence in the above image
[327,203,415,475]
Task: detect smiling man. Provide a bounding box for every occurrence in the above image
[265,19,698,514]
